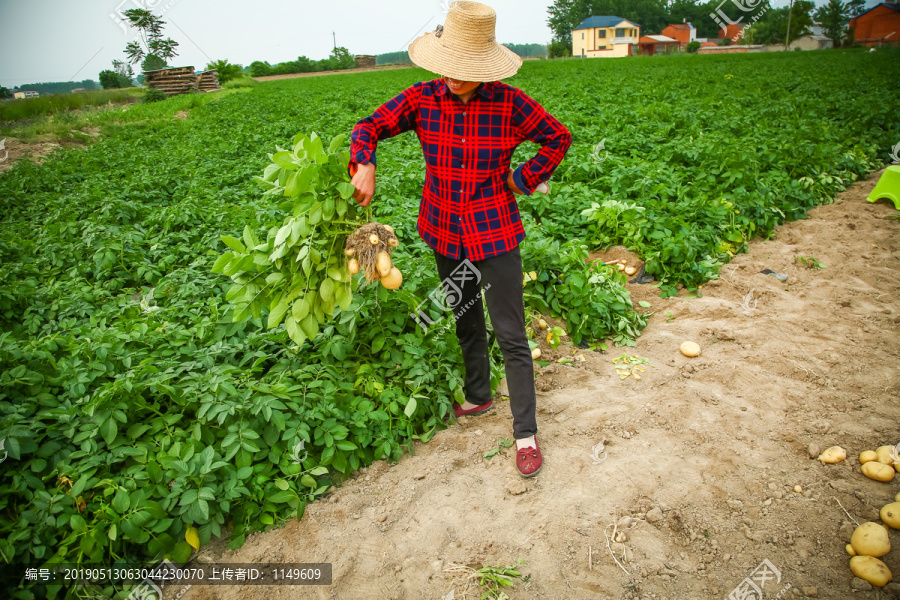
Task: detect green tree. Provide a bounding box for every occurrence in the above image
[376,51,412,65]
[548,39,571,57]
[99,70,121,89]
[686,40,701,53]
[141,54,167,72]
[846,0,865,17]
[668,0,722,38]
[815,0,847,46]
[249,61,273,77]
[205,59,244,84]
[548,0,593,45]
[503,43,549,57]
[327,47,356,70]
[744,0,813,45]
[112,60,135,87]
[0,86,12,99]
[121,9,179,71]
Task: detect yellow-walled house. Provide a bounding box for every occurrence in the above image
[572,16,641,58]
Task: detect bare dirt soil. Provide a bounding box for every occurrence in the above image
[0,137,65,175]
[253,65,415,82]
[0,127,100,174]
[169,168,900,600]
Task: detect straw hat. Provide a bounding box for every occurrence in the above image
[408,1,522,82]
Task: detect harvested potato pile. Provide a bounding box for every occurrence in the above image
[344,222,402,289]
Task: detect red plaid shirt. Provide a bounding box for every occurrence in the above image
[349,79,571,261]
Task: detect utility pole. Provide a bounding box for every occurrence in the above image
[333,31,337,50]
[784,0,794,49]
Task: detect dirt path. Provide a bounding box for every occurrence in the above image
[171,168,900,600]
[253,65,414,82]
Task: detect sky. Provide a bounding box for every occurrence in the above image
[0,0,558,87]
[0,0,884,87]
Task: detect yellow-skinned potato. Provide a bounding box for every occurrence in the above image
[846,544,857,556]
[375,251,392,277]
[862,461,895,483]
[380,266,402,290]
[851,522,891,557]
[817,446,847,464]
[531,348,541,360]
[347,258,360,275]
[850,556,892,587]
[881,503,900,529]
[860,450,878,464]
[680,341,701,357]
[875,446,894,465]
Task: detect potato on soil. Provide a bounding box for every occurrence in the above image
[846,544,857,556]
[850,556,892,587]
[531,348,541,360]
[875,445,895,465]
[851,522,891,557]
[680,341,701,357]
[862,461,895,482]
[860,450,878,464]
[345,222,398,283]
[880,503,900,529]
[817,446,847,464]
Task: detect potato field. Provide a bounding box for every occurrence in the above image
[1,49,899,599]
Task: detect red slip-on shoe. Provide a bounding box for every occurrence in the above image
[452,399,494,418]
[516,436,542,478]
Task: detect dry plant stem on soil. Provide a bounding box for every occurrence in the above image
[441,563,478,599]
[344,222,398,283]
[834,496,861,527]
[604,509,631,576]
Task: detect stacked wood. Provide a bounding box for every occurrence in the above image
[197,70,219,92]
[354,55,377,68]
[144,66,220,95]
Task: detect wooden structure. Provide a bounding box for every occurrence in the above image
[143,66,220,95]
[354,55,377,68]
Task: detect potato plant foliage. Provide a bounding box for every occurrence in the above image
[0,49,898,599]
[212,132,359,347]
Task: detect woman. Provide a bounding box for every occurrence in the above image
[348,1,571,477]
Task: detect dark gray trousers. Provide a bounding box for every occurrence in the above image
[433,246,537,439]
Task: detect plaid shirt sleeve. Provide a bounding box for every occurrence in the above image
[509,88,572,196]
[349,83,421,166]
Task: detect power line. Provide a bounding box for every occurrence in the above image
[398,16,435,53]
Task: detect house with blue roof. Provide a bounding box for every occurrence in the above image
[572,16,641,58]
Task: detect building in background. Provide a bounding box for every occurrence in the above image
[13,91,39,99]
[661,22,696,50]
[638,34,681,55]
[718,23,751,40]
[572,16,641,57]
[849,2,900,46]
[789,35,834,50]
